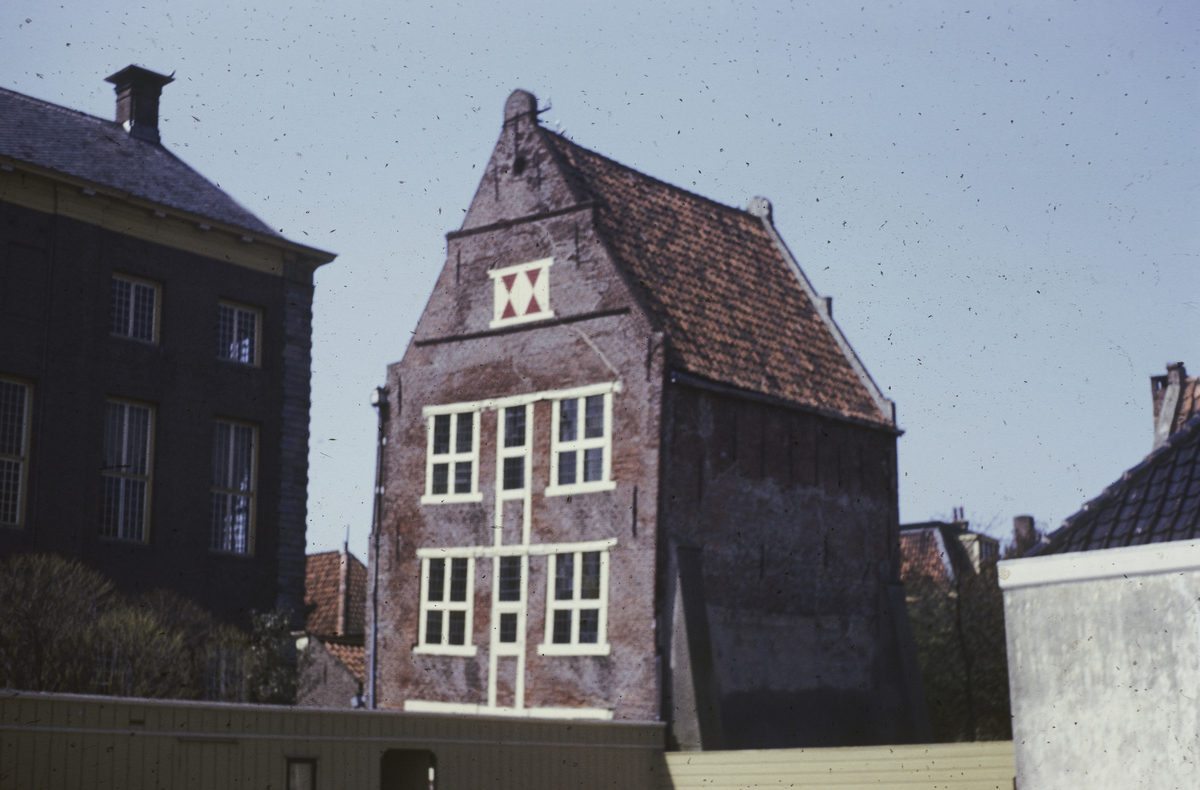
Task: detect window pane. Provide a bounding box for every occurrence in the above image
[447,611,466,646]
[0,459,20,526]
[125,406,150,476]
[212,421,231,486]
[499,612,517,643]
[454,462,472,494]
[101,475,123,538]
[583,448,603,482]
[131,282,155,342]
[110,278,131,336]
[229,425,254,492]
[120,478,146,541]
[432,415,451,454]
[581,552,601,600]
[449,558,468,602]
[498,556,521,601]
[287,761,315,790]
[552,610,572,644]
[427,559,445,602]
[236,309,257,364]
[504,406,526,447]
[431,463,449,494]
[584,395,604,438]
[555,553,574,601]
[103,402,126,471]
[209,492,249,553]
[558,451,576,486]
[425,611,443,644]
[502,457,524,490]
[579,609,599,643]
[559,399,577,442]
[217,304,235,359]
[0,380,27,457]
[455,413,473,453]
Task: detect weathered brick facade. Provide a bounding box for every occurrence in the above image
[369,91,926,747]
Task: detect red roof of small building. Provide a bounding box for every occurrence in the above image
[321,640,366,685]
[304,549,367,639]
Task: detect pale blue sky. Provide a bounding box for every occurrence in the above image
[4,1,1196,559]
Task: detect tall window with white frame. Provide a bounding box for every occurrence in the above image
[211,420,256,554]
[547,392,614,496]
[416,556,475,655]
[540,550,610,655]
[500,405,529,493]
[0,378,31,528]
[100,400,153,542]
[217,302,259,365]
[422,411,479,503]
[110,275,158,344]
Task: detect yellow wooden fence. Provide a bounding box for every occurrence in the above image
[663,740,1015,790]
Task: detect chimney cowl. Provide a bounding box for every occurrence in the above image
[105,65,174,144]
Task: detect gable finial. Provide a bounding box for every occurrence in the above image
[505,90,537,123]
[747,196,772,222]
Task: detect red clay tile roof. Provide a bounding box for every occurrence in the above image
[321,640,366,685]
[304,550,367,638]
[541,131,892,427]
[899,524,978,586]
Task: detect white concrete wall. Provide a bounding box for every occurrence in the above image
[999,541,1200,789]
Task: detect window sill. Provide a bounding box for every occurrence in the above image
[420,492,484,505]
[413,644,478,657]
[544,480,617,498]
[208,548,256,559]
[536,643,611,657]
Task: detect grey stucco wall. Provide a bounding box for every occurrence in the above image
[1004,562,1200,788]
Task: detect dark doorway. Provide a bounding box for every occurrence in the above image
[380,749,436,790]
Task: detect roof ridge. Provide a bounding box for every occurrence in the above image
[542,128,757,219]
[1045,412,1200,548]
[0,86,119,128]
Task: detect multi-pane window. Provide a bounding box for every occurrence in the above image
[416,555,475,656]
[540,551,610,655]
[211,420,255,554]
[0,378,31,528]
[422,410,480,504]
[493,554,525,653]
[217,302,259,365]
[110,275,158,343]
[100,400,153,542]
[499,405,529,493]
[547,392,614,496]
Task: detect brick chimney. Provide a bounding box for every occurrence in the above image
[104,65,174,144]
[1151,362,1187,450]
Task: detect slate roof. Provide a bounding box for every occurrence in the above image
[304,550,367,638]
[0,86,276,236]
[1037,414,1200,555]
[541,131,892,427]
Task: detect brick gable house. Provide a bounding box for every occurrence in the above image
[368,91,927,748]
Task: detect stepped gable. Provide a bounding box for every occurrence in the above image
[540,129,889,426]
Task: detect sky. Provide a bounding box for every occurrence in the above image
[3,0,1196,560]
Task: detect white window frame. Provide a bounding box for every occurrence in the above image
[546,392,615,497]
[217,300,261,367]
[414,555,477,656]
[210,418,257,555]
[496,402,531,501]
[100,398,154,543]
[0,376,32,529]
[539,550,611,656]
[420,409,482,504]
[110,273,160,345]
[488,258,555,329]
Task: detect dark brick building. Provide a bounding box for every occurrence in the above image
[368,91,926,748]
[0,67,335,626]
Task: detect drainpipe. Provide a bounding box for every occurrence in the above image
[368,384,390,709]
